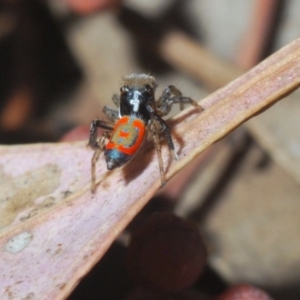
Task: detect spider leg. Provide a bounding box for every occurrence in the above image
[89,119,115,192]
[156,85,203,117]
[146,103,179,161]
[103,106,119,122]
[153,114,179,161]
[150,118,166,186]
[112,94,120,107]
[89,119,114,149]
[91,131,110,193]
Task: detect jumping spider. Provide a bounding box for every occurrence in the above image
[89,74,202,192]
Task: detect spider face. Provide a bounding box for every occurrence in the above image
[119,83,155,122]
[89,74,202,192]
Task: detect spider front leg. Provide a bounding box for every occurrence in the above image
[101,95,120,123]
[149,118,166,186]
[103,106,119,123]
[149,114,179,187]
[152,114,179,161]
[146,103,179,162]
[156,85,203,116]
[89,119,114,192]
[112,94,120,107]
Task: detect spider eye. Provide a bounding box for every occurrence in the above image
[144,84,153,94]
[120,86,129,93]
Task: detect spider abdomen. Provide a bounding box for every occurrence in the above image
[104,116,146,169]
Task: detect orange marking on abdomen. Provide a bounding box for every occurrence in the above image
[119,131,130,138]
[106,116,146,156]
